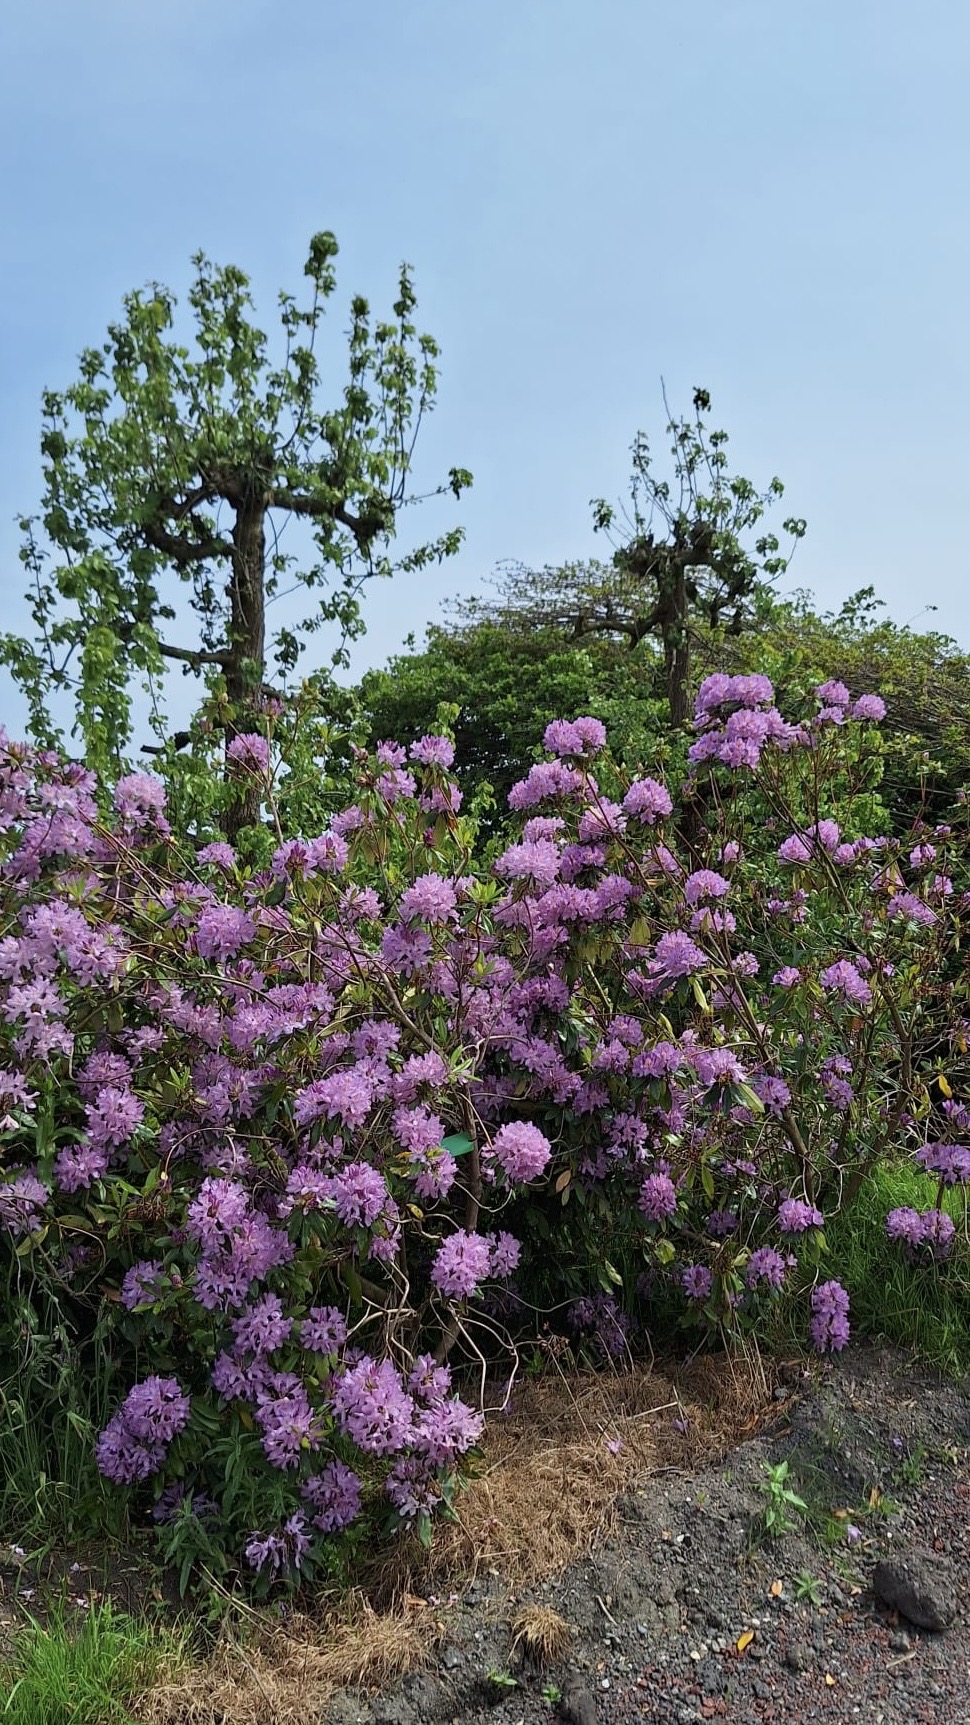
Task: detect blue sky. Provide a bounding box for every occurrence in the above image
[2,0,968,738]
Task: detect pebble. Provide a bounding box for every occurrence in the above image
[698,1657,727,1694]
[785,1642,811,1672]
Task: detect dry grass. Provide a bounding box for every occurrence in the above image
[136,1348,776,1723]
[138,1590,442,1725]
[508,1603,573,1667]
[427,1348,773,1587]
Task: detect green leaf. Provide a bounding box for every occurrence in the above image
[441,1132,474,1157]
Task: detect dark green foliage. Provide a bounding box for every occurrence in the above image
[358,605,676,822]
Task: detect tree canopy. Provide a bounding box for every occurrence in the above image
[2,231,471,833]
[358,599,669,823]
[448,388,806,725]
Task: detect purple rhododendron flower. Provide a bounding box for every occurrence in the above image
[96,1374,191,1486]
[487,1230,521,1277]
[226,733,270,773]
[886,892,937,928]
[816,680,850,709]
[753,1076,792,1116]
[543,716,607,758]
[293,1069,375,1129]
[649,930,707,985]
[745,1247,788,1290]
[0,1169,49,1236]
[245,1513,310,1575]
[96,1416,165,1485]
[851,693,886,721]
[232,1292,292,1356]
[330,1357,415,1455]
[410,734,456,768]
[301,1306,348,1354]
[810,1280,850,1352]
[820,960,872,1008]
[488,1121,552,1181]
[772,966,801,988]
[639,1171,678,1220]
[431,1230,494,1298]
[328,1162,388,1227]
[122,1375,192,1444]
[693,1047,747,1087]
[113,772,166,820]
[918,1209,956,1259]
[684,870,730,905]
[120,1260,168,1310]
[399,873,457,924]
[495,839,562,887]
[681,1264,713,1300]
[301,1460,363,1531]
[53,1141,110,1192]
[916,1143,970,1184]
[86,1086,144,1147]
[886,1206,925,1247]
[623,777,673,823]
[778,1198,824,1232]
[197,841,236,869]
[507,760,583,809]
[195,904,257,962]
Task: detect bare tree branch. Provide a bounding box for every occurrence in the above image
[157,641,231,667]
[142,519,232,566]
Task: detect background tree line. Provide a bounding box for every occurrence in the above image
[3,231,969,843]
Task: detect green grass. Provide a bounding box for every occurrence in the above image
[0,1602,186,1724]
[822,1159,970,1377]
[0,1263,123,1543]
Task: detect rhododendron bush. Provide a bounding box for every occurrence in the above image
[1,674,969,1587]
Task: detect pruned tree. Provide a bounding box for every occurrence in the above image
[454,388,804,725]
[2,231,471,834]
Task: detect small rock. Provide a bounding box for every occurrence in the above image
[558,1682,598,1725]
[873,1555,956,1632]
[698,1657,727,1695]
[440,1646,463,1671]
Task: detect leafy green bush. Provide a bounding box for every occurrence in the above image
[1,671,969,1591]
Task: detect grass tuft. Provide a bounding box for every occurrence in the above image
[0,1601,186,1725]
[509,1603,573,1666]
[822,1160,970,1378]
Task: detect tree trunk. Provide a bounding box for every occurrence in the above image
[660,561,691,727]
[224,504,267,840]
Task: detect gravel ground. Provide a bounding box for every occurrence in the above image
[325,1344,970,1725]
